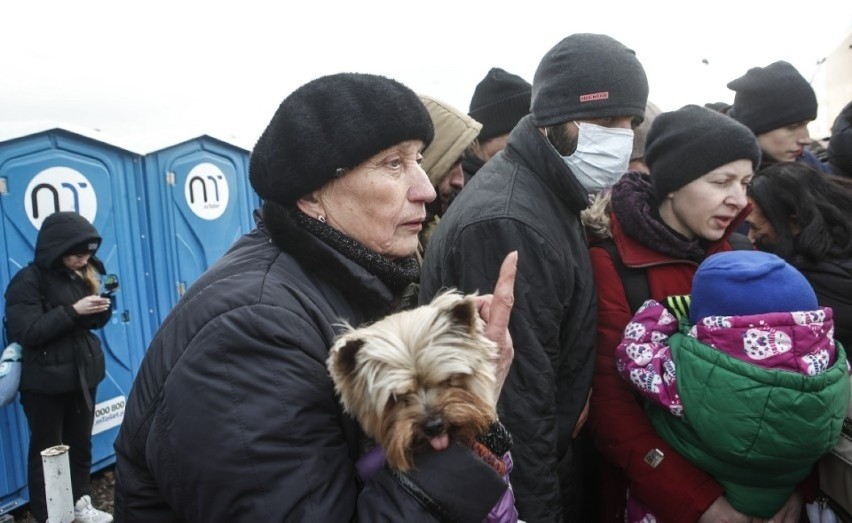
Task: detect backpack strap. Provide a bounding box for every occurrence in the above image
[597,240,650,315]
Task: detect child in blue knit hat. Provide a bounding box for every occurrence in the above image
[615,250,850,521]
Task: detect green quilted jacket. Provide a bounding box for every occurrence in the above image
[647,325,850,518]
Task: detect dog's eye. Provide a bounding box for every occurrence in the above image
[391,392,415,407]
[388,392,413,408]
[445,374,467,388]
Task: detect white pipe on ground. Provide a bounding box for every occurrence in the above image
[41,445,74,523]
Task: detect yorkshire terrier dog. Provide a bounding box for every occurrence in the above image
[327,291,499,471]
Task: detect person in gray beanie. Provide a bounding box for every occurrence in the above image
[464,67,531,180]
[584,104,806,523]
[420,33,648,522]
[727,61,832,173]
[115,72,520,522]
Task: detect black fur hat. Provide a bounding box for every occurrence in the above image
[249,73,434,206]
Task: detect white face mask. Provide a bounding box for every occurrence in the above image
[560,122,634,193]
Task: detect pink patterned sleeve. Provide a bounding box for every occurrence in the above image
[615,299,684,417]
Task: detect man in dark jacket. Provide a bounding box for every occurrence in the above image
[420,34,648,522]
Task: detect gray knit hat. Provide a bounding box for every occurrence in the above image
[727,61,817,135]
[469,68,531,141]
[646,105,761,201]
[531,33,649,127]
[249,73,434,206]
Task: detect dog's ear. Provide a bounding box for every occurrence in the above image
[448,297,478,335]
[331,337,365,377]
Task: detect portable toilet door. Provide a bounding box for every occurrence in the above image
[0,126,154,513]
[143,135,255,325]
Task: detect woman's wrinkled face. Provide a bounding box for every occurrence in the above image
[311,140,436,260]
[659,159,753,242]
[63,253,91,271]
[744,198,779,250]
[757,121,811,162]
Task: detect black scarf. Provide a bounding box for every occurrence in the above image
[289,208,420,294]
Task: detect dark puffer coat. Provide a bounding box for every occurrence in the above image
[113,210,507,522]
[795,257,852,349]
[4,211,108,395]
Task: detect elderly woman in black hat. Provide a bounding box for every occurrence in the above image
[4,211,113,523]
[113,73,517,522]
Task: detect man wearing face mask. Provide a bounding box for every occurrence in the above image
[419,33,648,523]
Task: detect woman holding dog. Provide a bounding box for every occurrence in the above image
[586,105,812,523]
[114,73,518,522]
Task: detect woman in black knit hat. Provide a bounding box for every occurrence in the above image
[587,105,810,523]
[114,72,518,522]
[727,60,833,174]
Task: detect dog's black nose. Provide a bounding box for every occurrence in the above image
[423,418,445,437]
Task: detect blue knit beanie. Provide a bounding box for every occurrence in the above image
[689,251,817,323]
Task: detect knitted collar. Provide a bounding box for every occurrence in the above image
[611,171,707,263]
[290,209,420,294]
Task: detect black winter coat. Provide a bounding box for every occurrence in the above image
[4,212,109,394]
[113,211,506,522]
[419,114,598,522]
[796,257,852,350]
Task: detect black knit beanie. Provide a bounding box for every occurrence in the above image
[249,73,434,206]
[531,33,649,127]
[727,61,817,135]
[646,105,761,201]
[828,100,852,176]
[468,67,531,141]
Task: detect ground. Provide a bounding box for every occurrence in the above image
[9,466,114,522]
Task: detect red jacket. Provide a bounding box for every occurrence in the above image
[587,213,732,522]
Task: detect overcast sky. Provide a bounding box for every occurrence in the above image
[2,1,851,152]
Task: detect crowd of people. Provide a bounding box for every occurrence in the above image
[5,30,851,523]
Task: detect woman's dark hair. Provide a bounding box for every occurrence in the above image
[748,162,852,262]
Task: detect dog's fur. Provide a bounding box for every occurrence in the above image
[327,291,498,471]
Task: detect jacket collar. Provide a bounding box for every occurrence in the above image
[612,213,736,269]
[256,206,398,317]
[505,115,589,215]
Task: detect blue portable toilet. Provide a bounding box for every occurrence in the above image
[142,134,258,326]
[0,123,155,514]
